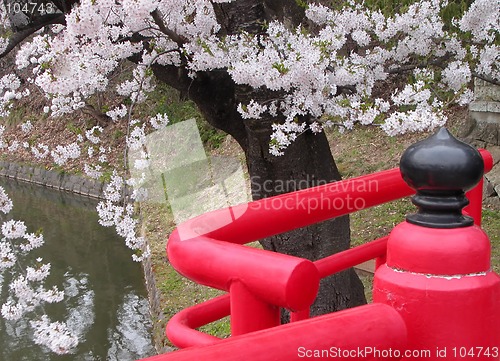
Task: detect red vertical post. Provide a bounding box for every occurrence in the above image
[464,178,484,226]
[290,308,309,322]
[374,128,500,359]
[465,149,494,226]
[375,254,386,270]
[229,281,280,336]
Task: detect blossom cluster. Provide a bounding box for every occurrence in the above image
[31,316,79,354]
[0,187,78,354]
[0,119,113,179]
[96,172,150,262]
[51,143,81,166]
[2,0,497,156]
[0,74,30,117]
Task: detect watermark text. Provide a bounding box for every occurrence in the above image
[297,346,500,359]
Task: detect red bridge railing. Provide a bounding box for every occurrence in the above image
[138,139,497,361]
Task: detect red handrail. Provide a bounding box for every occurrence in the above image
[314,236,389,278]
[145,304,408,361]
[166,294,230,349]
[160,149,492,350]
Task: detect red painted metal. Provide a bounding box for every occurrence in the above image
[371,148,500,360]
[465,177,485,226]
[169,167,413,248]
[375,254,387,270]
[385,222,491,275]
[373,221,500,359]
[168,232,320,312]
[144,304,407,361]
[289,308,309,323]
[229,280,280,335]
[165,294,230,349]
[164,166,416,347]
[464,149,493,225]
[314,236,388,278]
[137,148,496,361]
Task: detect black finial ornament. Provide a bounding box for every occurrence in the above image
[399,127,484,228]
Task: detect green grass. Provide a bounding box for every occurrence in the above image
[350,199,416,246]
[66,121,83,136]
[199,317,232,339]
[140,202,231,347]
[482,208,500,274]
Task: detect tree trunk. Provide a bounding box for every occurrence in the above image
[151,0,367,317]
[243,115,366,318]
[154,65,367,316]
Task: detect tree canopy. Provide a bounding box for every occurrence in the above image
[1,0,498,155]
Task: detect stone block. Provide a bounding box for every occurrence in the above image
[0,161,109,200]
[469,101,489,112]
[483,177,496,198]
[8,163,19,176]
[475,87,500,103]
[471,101,500,113]
[44,171,63,188]
[484,195,500,208]
[63,174,82,192]
[0,161,8,177]
[466,112,500,145]
[88,182,104,199]
[17,166,34,181]
[486,166,500,190]
[494,183,500,199]
[489,102,500,113]
[485,145,500,166]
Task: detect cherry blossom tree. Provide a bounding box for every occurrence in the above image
[0,0,498,348]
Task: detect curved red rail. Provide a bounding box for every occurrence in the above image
[164,149,493,348]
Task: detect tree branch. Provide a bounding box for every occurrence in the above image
[151,9,187,47]
[388,55,500,86]
[1,13,65,58]
[51,0,79,13]
[387,54,452,75]
[81,104,111,126]
[472,71,500,86]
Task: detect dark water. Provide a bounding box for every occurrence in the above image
[0,179,156,361]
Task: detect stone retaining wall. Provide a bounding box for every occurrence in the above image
[140,227,173,354]
[469,79,500,112]
[0,160,106,199]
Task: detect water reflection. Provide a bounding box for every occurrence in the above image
[0,179,156,360]
[107,294,155,360]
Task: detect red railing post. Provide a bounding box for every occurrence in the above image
[464,148,493,226]
[229,281,280,335]
[166,295,230,349]
[289,309,310,322]
[142,304,408,361]
[374,129,500,358]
